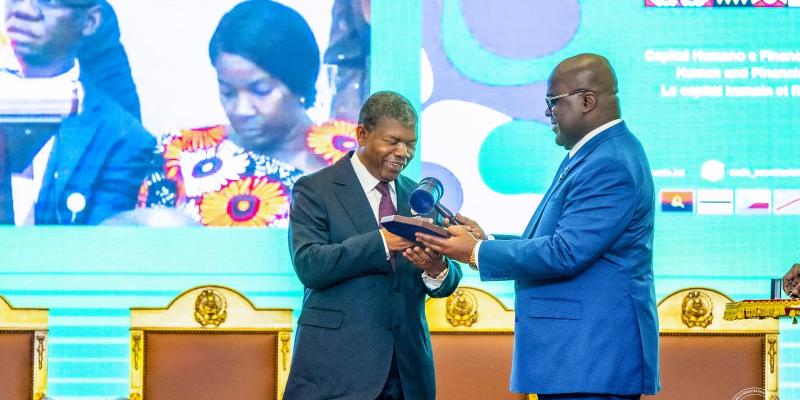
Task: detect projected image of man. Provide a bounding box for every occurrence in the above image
[1,0,154,225]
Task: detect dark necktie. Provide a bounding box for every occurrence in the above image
[375,181,396,219]
[375,181,397,269]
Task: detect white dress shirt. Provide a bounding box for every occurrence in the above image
[11,137,54,225]
[350,153,447,288]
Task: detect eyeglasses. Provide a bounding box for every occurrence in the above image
[545,89,594,112]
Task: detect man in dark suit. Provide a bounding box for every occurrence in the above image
[1,0,153,225]
[286,91,462,400]
[418,54,660,400]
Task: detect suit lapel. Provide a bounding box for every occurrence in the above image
[332,153,380,234]
[522,122,630,238]
[522,155,569,238]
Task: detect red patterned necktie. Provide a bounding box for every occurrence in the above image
[375,181,397,269]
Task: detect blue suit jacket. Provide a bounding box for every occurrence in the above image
[286,153,462,400]
[34,83,154,225]
[479,122,659,395]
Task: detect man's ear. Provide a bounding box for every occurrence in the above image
[355,124,368,147]
[81,5,102,37]
[582,92,598,114]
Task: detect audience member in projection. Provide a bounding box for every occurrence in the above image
[139,0,357,227]
[0,0,154,225]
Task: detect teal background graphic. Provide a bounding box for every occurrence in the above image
[422,0,800,397]
[1,1,799,398]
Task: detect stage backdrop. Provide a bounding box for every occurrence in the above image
[418,0,800,398]
[0,1,799,399]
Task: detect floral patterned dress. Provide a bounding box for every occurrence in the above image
[139,120,357,227]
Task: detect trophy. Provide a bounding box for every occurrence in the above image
[380,177,454,242]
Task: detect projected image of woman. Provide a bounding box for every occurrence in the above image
[139,0,357,227]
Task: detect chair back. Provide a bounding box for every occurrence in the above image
[644,287,778,400]
[426,286,532,400]
[129,285,292,400]
[0,295,48,400]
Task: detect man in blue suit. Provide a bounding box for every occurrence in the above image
[1,0,153,225]
[418,54,659,399]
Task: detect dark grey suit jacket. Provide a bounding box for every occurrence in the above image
[285,152,462,400]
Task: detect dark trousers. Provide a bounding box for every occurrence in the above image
[538,394,641,400]
[376,352,404,400]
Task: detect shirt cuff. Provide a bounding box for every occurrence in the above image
[421,266,449,290]
[378,229,390,260]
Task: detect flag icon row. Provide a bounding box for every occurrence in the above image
[660,189,800,215]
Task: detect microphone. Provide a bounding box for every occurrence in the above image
[409,177,458,223]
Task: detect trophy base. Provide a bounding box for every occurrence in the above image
[380,215,449,242]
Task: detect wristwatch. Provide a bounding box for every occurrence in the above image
[468,240,481,271]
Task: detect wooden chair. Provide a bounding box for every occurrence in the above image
[129,285,292,400]
[644,287,779,400]
[0,295,48,400]
[426,286,536,400]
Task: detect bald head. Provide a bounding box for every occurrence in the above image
[545,54,621,149]
[552,53,619,108]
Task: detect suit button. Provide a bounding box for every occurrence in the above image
[385,323,393,330]
[391,288,400,295]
